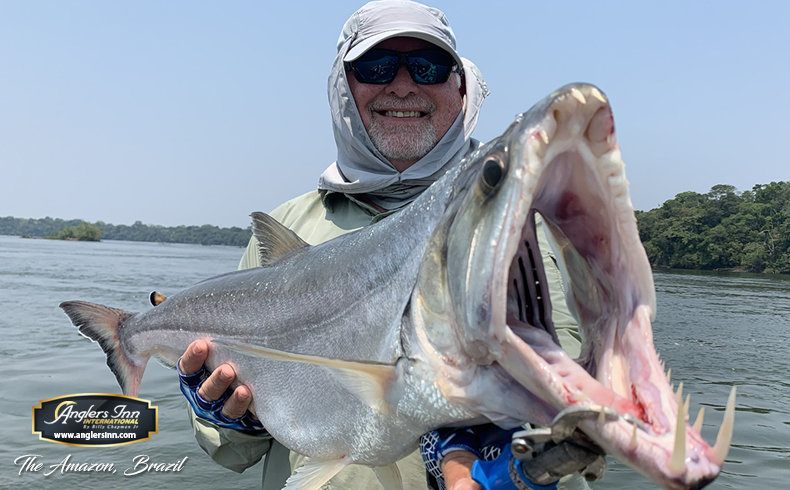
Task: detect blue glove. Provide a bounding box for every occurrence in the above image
[421,425,532,490]
[471,444,558,490]
[177,357,264,432]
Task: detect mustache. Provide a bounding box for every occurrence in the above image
[369,95,435,113]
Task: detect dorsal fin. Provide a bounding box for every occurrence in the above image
[250,211,309,266]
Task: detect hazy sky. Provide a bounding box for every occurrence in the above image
[2,1,787,228]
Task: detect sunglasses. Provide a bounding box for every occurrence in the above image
[348,48,458,85]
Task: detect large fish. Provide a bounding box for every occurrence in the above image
[61,83,734,490]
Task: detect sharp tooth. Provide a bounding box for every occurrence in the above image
[539,129,549,144]
[692,406,705,433]
[598,406,606,425]
[712,386,737,463]
[528,135,543,156]
[667,368,672,384]
[570,87,587,104]
[668,387,686,473]
[590,87,606,103]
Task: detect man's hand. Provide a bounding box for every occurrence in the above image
[178,339,258,427]
[441,451,482,490]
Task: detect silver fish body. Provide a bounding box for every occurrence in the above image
[62,83,733,489]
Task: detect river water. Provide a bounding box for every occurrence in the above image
[0,235,787,489]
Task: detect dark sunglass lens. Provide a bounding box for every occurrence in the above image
[352,50,399,84]
[412,49,454,66]
[407,50,454,84]
[407,57,451,84]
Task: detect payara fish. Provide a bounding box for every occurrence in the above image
[61,84,734,490]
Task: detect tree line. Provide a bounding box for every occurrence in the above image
[636,182,790,273]
[0,216,252,247]
[2,181,788,272]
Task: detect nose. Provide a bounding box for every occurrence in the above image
[386,65,418,97]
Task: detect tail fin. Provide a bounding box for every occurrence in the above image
[60,301,146,396]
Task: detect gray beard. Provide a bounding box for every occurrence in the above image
[367,121,437,163]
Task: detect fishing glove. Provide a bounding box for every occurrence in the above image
[420,425,558,490]
[177,358,264,432]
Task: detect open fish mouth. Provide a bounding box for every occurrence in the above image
[450,85,735,489]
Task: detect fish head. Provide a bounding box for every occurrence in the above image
[413,83,733,489]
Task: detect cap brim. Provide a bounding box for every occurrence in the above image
[344,30,463,68]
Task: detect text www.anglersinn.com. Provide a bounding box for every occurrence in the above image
[53,431,137,440]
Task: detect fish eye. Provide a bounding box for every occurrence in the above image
[480,157,505,193]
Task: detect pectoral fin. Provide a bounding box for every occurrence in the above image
[374,463,404,490]
[284,457,349,490]
[213,339,397,413]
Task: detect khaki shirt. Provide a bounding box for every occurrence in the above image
[189,190,582,489]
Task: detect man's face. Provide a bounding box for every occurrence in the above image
[347,37,464,172]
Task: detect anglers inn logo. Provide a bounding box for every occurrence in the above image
[33,394,158,446]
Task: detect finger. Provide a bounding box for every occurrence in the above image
[449,479,482,490]
[221,385,253,420]
[179,339,210,375]
[197,363,236,402]
[441,451,482,490]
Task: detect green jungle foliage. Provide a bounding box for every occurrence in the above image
[55,222,102,241]
[636,182,790,273]
[0,217,251,247]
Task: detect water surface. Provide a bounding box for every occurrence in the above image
[1,236,786,488]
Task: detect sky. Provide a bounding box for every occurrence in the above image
[1,1,787,228]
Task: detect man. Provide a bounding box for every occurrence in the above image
[177,1,583,488]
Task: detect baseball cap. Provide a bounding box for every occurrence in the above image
[339,0,463,69]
